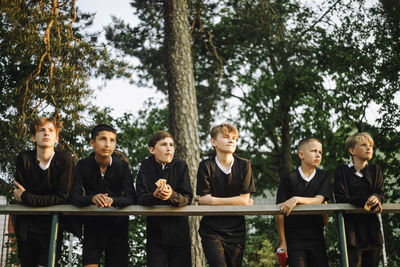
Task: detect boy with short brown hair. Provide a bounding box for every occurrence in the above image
[136,130,193,267]
[14,116,73,267]
[197,123,256,267]
[276,137,330,267]
[334,132,384,267]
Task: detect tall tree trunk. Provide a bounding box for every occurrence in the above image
[279,96,292,179]
[163,0,205,266]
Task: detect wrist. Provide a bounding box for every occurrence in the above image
[153,191,159,199]
[20,191,27,203]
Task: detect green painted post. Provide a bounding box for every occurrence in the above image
[337,211,349,267]
[48,213,59,267]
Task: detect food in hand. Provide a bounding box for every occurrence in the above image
[155,179,167,189]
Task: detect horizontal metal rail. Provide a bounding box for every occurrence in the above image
[2,203,399,216]
[6,203,399,267]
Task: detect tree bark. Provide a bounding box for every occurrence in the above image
[163,0,205,266]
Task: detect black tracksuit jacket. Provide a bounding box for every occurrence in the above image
[14,150,73,241]
[71,152,136,231]
[136,156,193,246]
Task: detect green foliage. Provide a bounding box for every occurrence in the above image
[5,232,19,266]
[107,0,400,265]
[0,0,131,177]
[2,0,399,265]
[114,98,169,173]
[128,216,147,266]
[245,216,279,267]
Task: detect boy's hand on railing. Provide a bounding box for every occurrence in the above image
[14,181,26,203]
[196,194,214,205]
[365,195,382,213]
[278,197,298,216]
[92,193,112,208]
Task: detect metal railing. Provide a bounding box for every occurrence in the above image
[2,203,399,267]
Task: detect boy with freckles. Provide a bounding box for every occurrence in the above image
[197,123,256,267]
[14,117,73,267]
[276,137,330,267]
[334,132,384,267]
[71,124,136,267]
[136,130,193,267]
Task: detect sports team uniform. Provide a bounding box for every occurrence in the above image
[276,167,330,267]
[197,155,256,267]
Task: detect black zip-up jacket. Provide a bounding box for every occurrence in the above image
[71,152,136,229]
[15,150,73,240]
[136,156,193,245]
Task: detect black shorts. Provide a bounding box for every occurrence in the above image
[287,247,329,267]
[17,231,62,267]
[82,225,129,266]
[146,238,191,267]
[201,235,245,267]
[347,245,382,267]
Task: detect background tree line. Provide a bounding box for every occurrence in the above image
[1,0,399,266]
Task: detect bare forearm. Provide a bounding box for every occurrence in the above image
[276,215,286,247]
[294,195,325,205]
[197,193,251,205]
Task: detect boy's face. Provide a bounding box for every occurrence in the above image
[32,122,58,149]
[149,137,175,164]
[349,137,373,161]
[90,130,116,158]
[211,132,237,154]
[298,140,322,168]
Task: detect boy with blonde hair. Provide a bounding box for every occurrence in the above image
[276,137,330,267]
[334,132,384,267]
[14,117,73,266]
[197,123,256,267]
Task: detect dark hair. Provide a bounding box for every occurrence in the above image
[297,137,322,151]
[90,124,117,140]
[30,117,63,136]
[148,130,174,148]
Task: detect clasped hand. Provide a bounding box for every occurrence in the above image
[92,193,113,208]
[153,184,173,201]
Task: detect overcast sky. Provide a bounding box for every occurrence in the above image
[77,1,165,119]
[76,1,385,126]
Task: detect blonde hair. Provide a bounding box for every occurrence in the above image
[297,137,322,152]
[210,123,239,139]
[345,132,374,150]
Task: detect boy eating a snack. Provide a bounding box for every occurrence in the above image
[136,130,193,267]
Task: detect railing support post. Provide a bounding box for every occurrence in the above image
[47,213,59,267]
[337,211,349,267]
